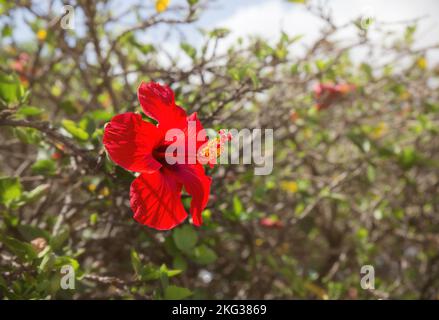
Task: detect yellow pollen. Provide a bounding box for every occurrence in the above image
[201,137,222,159]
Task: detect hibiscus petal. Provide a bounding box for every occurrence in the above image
[182,112,208,165]
[186,112,208,149]
[138,81,187,131]
[130,171,188,230]
[103,112,162,173]
[168,164,211,227]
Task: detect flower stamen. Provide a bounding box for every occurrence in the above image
[199,129,232,162]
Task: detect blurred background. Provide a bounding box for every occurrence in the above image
[0,0,438,299]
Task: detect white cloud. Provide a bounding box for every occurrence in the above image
[214,0,321,46]
[213,0,439,61]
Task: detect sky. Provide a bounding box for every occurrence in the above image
[148,0,439,64]
[203,0,439,43]
[4,0,439,62]
[203,0,439,58]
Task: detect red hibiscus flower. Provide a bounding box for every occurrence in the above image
[259,217,284,229]
[103,81,217,230]
[314,82,356,110]
[11,53,30,84]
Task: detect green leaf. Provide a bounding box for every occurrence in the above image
[59,99,78,115]
[0,73,25,106]
[290,63,299,75]
[90,110,113,122]
[190,245,217,265]
[54,256,80,274]
[13,127,40,145]
[1,24,12,37]
[173,255,188,271]
[20,184,50,204]
[367,165,376,183]
[315,59,327,71]
[39,253,56,272]
[404,25,416,44]
[233,195,243,215]
[17,224,50,241]
[89,212,98,226]
[164,285,192,300]
[228,68,241,82]
[31,159,56,176]
[131,249,142,275]
[17,106,44,117]
[159,265,169,289]
[140,264,161,281]
[61,119,89,141]
[173,225,198,252]
[0,176,22,206]
[139,44,156,55]
[1,235,37,261]
[187,0,199,5]
[50,227,69,251]
[356,228,368,241]
[164,236,180,256]
[208,28,230,39]
[180,43,197,59]
[0,275,7,292]
[398,147,418,170]
[159,264,182,278]
[79,117,95,135]
[288,0,307,3]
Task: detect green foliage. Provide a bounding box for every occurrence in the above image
[20,184,50,205]
[180,43,197,60]
[1,236,37,261]
[0,177,22,206]
[61,119,89,141]
[190,245,217,265]
[31,159,57,176]
[0,0,438,300]
[17,106,44,117]
[164,285,192,300]
[173,225,198,253]
[0,73,25,106]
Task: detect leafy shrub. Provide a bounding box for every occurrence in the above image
[0,0,438,299]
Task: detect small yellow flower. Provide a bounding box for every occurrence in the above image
[100,186,110,197]
[36,29,47,41]
[88,184,97,192]
[303,127,313,139]
[370,122,388,139]
[280,181,298,193]
[51,85,61,97]
[155,0,170,13]
[399,91,411,100]
[417,57,427,70]
[202,209,211,219]
[255,238,264,246]
[276,242,289,254]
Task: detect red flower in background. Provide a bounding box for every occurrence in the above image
[314,82,356,110]
[259,217,284,229]
[103,81,214,230]
[11,53,30,84]
[11,53,29,73]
